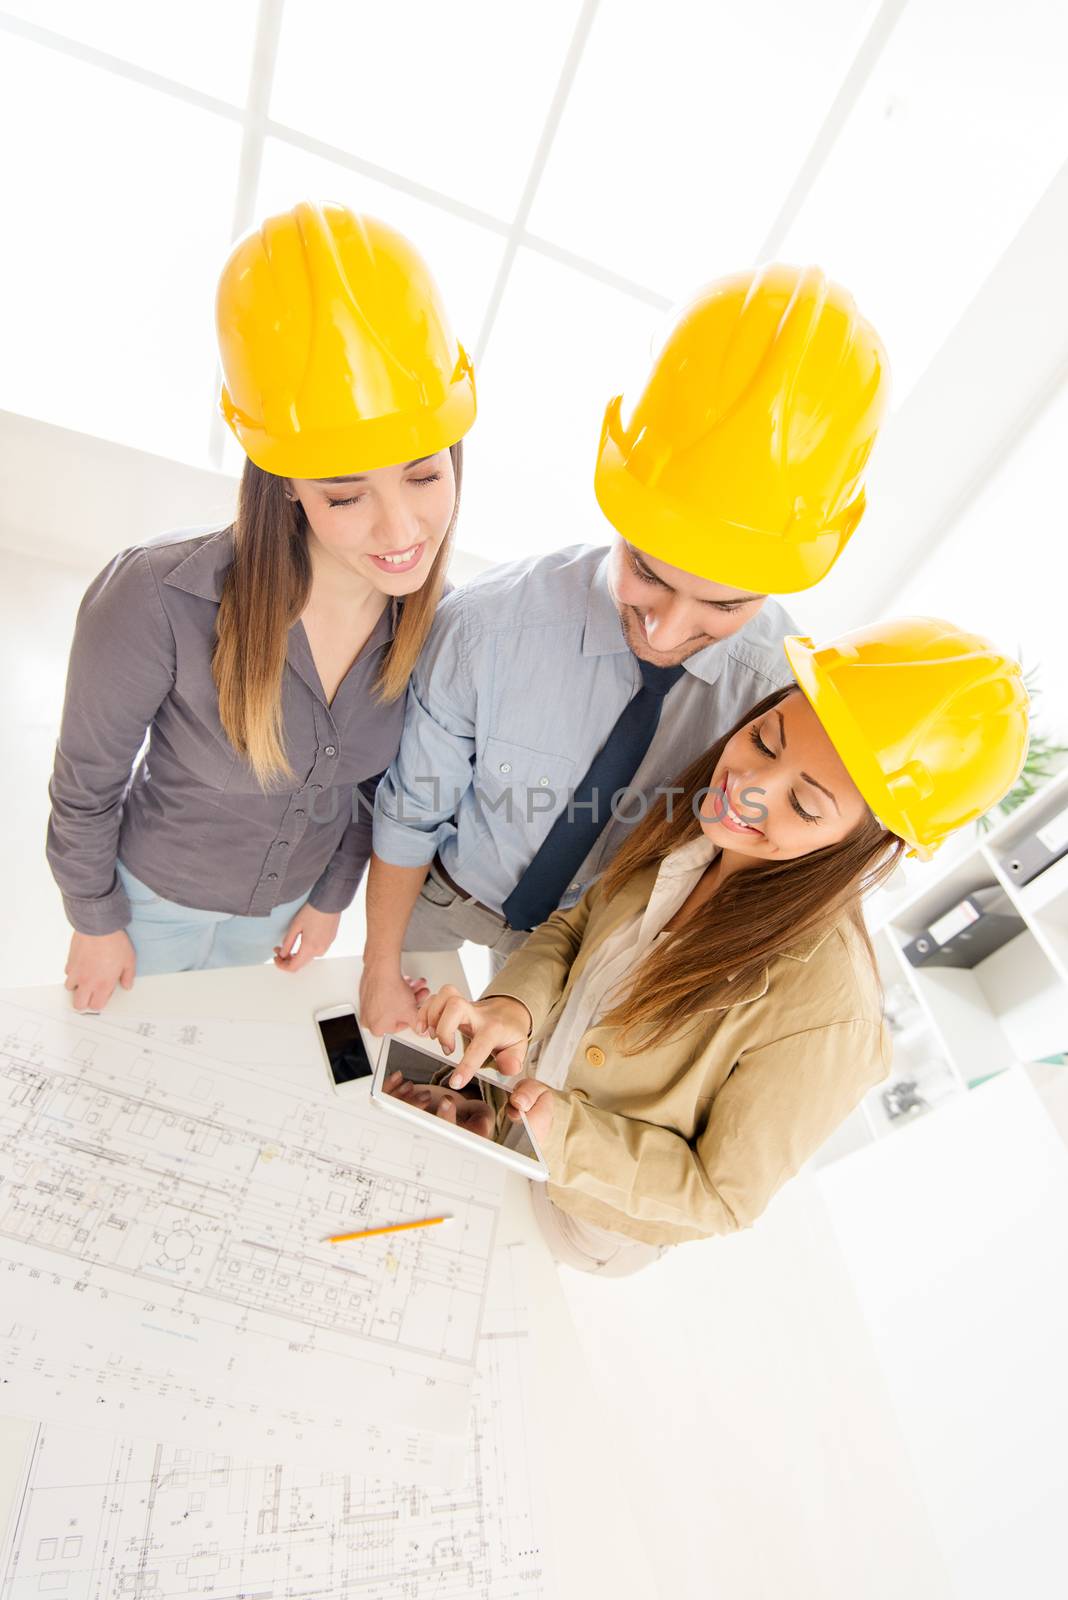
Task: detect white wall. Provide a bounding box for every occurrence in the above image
[0,408,493,585]
[881,378,1068,745]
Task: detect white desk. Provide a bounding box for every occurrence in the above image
[0,954,658,1600]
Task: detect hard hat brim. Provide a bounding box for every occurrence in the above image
[594,425,852,595]
[222,371,476,479]
[784,634,937,860]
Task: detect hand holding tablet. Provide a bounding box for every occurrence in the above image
[314,1000,550,1180]
[383,1071,496,1140]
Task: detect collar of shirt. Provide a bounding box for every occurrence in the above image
[580,549,732,690]
[162,526,401,713]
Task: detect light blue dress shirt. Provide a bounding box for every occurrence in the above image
[373,544,799,916]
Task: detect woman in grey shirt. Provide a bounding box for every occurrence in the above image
[48,202,475,1012]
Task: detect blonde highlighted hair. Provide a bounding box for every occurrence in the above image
[598,687,906,1052]
[212,443,462,785]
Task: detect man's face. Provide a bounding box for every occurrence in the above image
[606,540,767,666]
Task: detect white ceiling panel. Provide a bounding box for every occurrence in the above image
[780,0,1068,402]
[270,0,581,218]
[0,35,241,468]
[0,0,257,103]
[458,247,667,563]
[527,0,881,297]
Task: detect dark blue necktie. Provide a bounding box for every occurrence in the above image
[502,659,685,931]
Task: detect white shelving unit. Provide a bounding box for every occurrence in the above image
[813,766,1068,1166]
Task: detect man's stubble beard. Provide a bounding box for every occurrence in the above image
[617,604,716,668]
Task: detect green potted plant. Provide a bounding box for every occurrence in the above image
[977,663,1068,832]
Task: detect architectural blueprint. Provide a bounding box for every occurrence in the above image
[0,1244,553,1599]
[109,1015,342,1093]
[0,998,505,1464]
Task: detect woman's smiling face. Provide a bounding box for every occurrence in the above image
[700,690,870,860]
[288,449,456,592]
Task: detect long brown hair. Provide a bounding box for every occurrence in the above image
[212,442,463,785]
[598,686,906,1052]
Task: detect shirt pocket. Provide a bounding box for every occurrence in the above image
[478,735,576,840]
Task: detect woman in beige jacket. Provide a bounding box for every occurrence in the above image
[394,619,1028,1274]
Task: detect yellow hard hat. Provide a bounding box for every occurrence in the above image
[216,201,476,477]
[784,618,1029,860]
[594,264,889,593]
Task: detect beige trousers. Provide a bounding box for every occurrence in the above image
[529,1180,669,1277]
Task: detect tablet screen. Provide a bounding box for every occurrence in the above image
[380,1038,541,1167]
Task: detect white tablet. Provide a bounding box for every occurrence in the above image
[374,1035,550,1182]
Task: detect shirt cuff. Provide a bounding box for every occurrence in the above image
[306,867,363,915]
[63,882,132,936]
[371,808,447,869]
[533,1085,573,1176]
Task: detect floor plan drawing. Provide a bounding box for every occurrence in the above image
[109,1014,350,1095]
[0,1247,551,1600]
[0,999,505,1457]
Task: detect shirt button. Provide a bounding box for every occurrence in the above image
[266,872,278,881]
[538,776,549,786]
[294,809,306,818]
[499,761,512,774]
[324,745,337,757]
[277,841,289,850]
[310,784,323,793]
[568,882,581,894]
[584,1045,606,1068]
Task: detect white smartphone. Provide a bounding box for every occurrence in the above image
[375,1034,550,1182]
[314,1002,378,1093]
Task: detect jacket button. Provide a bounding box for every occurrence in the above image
[584,1045,606,1067]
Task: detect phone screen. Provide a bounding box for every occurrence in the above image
[381,1038,541,1165]
[317,1010,375,1086]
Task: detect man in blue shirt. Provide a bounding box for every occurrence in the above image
[360,265,889,1033]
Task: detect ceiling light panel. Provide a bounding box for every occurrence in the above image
[0,0,257,103]
[270,0,580,218]
[780,0,1068,401]
[458,247,668,562]
[527,0,881,297]
[0,36,241,467]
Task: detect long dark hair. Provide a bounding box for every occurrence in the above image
[598,686,905,1052]
[212,442,463,785]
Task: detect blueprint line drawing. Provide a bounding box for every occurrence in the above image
[0,999,505,1453]
[0,1246,551,1600]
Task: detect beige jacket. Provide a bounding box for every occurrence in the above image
[484,861,891,1246]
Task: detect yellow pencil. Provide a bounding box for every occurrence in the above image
[325,1216,450,1243]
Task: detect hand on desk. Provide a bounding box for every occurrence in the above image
[417,986,533,1088]
[384,1070,495,1139]
[64,929,136,1012]
[360,960,432,1034]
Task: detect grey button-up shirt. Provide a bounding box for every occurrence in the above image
[48,527,405,936]
[373,543,799,916]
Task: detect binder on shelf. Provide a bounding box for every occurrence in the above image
[998,800,1068,888]
[903,886,1025,970]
